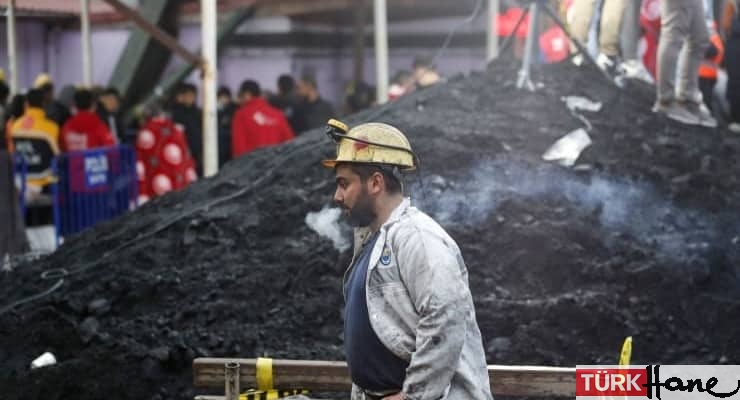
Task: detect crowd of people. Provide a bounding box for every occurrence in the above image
[0,56,440,209]
[0,75,126,200]
[496,0,739,128]
[3,0,739,210]
[160,57,440,180]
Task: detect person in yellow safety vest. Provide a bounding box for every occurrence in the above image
[8,88,60,197]
[698,23,725,115]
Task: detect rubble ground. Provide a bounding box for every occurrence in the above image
[1,59,739,400]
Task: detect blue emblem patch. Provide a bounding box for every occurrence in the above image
[380,245,392,265]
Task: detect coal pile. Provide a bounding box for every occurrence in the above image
[2,60,740,400]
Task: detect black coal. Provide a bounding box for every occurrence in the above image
[1,60,739,400]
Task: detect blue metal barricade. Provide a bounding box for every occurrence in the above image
[52,145,138,242]
[12,152,27,217]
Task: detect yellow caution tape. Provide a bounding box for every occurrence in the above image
[239,389,309,400]
[256,357,273,391]
[619,336,632,366]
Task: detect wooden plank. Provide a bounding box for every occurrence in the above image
[194,358,352,392]
[488,365,576,397]
[193,358,576,397]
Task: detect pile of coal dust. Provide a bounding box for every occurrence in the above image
[1,59,739,400]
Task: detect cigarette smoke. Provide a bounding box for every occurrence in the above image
[305,206,350,252]
[411,157,728,265]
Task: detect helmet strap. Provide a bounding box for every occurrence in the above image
[392,166,404,193]
[376,164,404,193]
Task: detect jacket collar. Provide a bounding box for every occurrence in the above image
[382,197,410,231]
[367,197,411,271]
[354,197,411,250]
[344,197,412,297]
[24,107,46,119]
[243,97,267,108]
[73,110,97,119]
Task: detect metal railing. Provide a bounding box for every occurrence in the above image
[51,145,138,243]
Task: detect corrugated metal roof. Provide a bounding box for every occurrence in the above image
[0,0,115,16]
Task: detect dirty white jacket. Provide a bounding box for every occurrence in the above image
[343,198,493,400]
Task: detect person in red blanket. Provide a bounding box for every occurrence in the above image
[60,88,116,152]
[231,80,294,158]
[135,108,198,204]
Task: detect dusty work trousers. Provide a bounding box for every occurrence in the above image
[621,0,643,61]
[726,30,740,122]
[656,0,710,103]
[570,0,629,56]
[0,150,29,256]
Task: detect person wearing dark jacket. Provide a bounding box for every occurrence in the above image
[34,73,71,128]
[296,74,335,133]
[170,83,203,175]
[3,94,25,151]
[0,149,29,255]
[217,86,237,167]
[0,80,9,150]
[723,0,740,132]
[268,74,303,133]
[97,87,131,145]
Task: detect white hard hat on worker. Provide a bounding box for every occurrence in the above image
[322,119,416,229]
[322,119,416,171]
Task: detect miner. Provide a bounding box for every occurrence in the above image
[322,119,493,400]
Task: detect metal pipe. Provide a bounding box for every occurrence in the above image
[516,2,538,90]
[486,0,499,62]
[45,26,57,81]
[353,0,367,84]
[81,0,93,86]
[102,0,203,66]
[133,8,254,116]
[7,0,18,94]
[201,0,219,177]
[373,0,389,104]
[225,362,240,400]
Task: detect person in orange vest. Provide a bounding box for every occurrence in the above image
[698,23,725,115]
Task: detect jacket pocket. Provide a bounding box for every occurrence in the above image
[368,281,406,298]
[368,282,417,359]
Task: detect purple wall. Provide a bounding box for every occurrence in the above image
[0,20,47,90]
[52,27,130,87]
[0,20,129,91]
[0,16,487,107]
